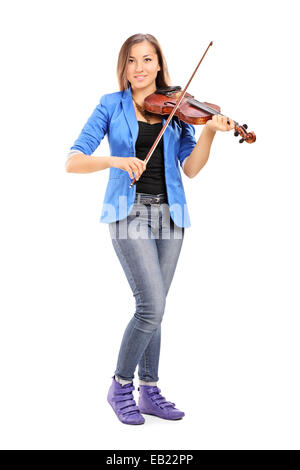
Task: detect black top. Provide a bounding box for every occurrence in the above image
[134,121,167,195]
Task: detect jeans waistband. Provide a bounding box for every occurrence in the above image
[134,192,168,205]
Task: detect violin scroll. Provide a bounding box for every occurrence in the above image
[234,123,256,144]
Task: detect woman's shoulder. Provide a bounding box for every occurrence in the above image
[101,90,123,104]
[96,91,125,123]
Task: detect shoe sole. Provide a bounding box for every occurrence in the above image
[140,411,184,420]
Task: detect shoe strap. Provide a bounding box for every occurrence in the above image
[114,384,135,395]
[111,385,135,404]
[119,404,140,415]
[148,387,176,409]
[112,386,141,416]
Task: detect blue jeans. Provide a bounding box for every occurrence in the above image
[108,192,185,382]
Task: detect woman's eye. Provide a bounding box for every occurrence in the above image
[128,58,152,63]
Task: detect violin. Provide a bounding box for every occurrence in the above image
[144,86,256,144]
[129,41,256,188]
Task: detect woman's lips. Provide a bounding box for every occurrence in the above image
[134,75,147,81]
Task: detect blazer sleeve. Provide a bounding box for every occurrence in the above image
[177,121,197,169]
[69,94,109,155]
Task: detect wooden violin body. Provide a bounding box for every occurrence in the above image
[144,89,220,125]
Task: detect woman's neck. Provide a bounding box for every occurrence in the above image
[131,84,156,105]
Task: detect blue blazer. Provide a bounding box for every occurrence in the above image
[70,85,197,228]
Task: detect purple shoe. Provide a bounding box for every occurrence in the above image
[138,385,185,420]
[107,376,145,425]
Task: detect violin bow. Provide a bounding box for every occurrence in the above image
[129,41,214,188]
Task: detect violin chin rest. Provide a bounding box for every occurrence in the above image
[155,86,182,95]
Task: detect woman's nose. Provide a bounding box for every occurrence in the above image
[135,63,144,72]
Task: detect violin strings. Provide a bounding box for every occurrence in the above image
[188,97,238,125]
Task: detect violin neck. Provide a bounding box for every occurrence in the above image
[188,97,237,126]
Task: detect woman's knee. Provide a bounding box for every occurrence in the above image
[134,294,166,329]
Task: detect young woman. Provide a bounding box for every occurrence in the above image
[66,33,234,425]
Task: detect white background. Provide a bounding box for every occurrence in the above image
[1,0,299,450]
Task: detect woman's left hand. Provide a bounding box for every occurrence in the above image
[205,114,235,132]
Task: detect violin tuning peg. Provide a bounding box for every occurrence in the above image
[243,124,248,129]
[239,138,245,143]
[234,131,239,137]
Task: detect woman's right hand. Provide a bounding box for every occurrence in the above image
[110,157,147,181]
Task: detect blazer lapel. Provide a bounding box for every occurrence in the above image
[121,86,139,145]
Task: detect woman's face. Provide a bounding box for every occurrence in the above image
[126,41,161,92]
